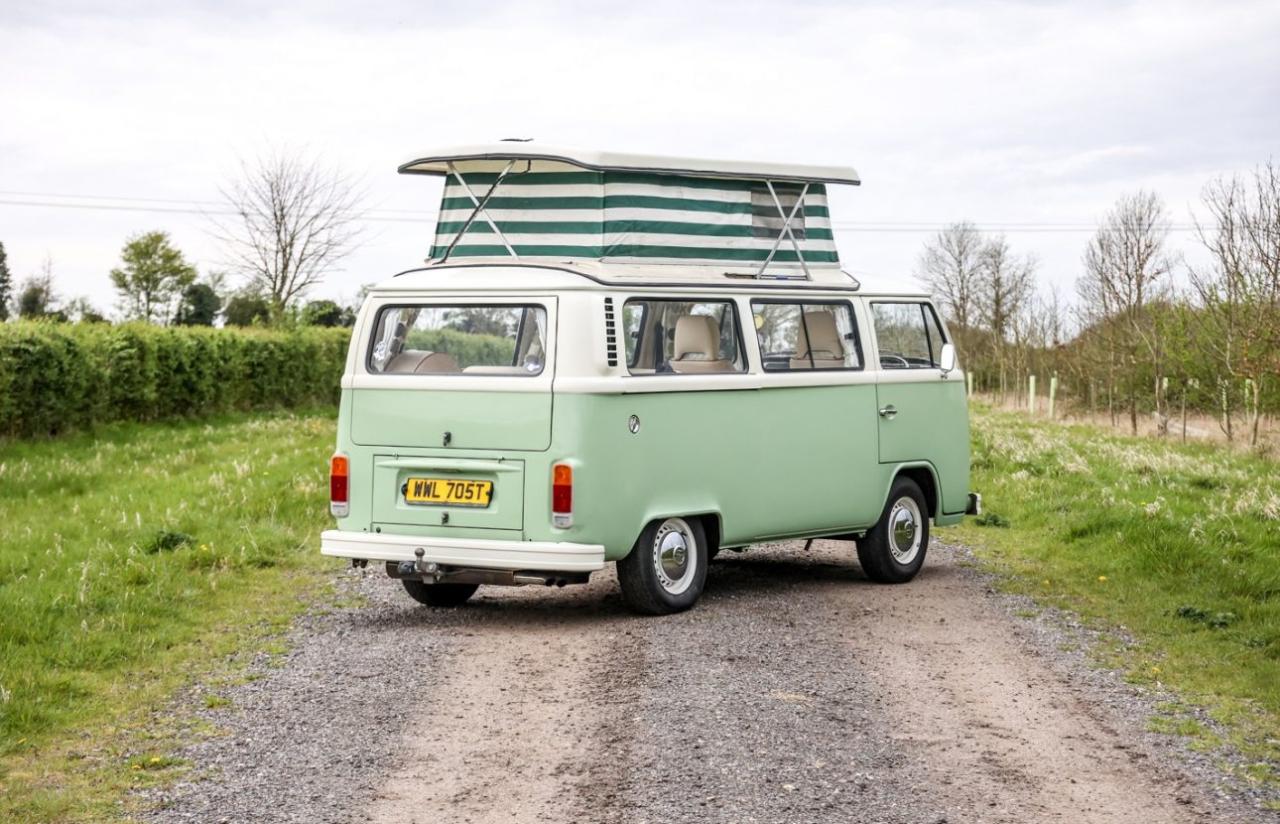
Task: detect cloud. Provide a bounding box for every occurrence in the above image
[1,0,1277,310]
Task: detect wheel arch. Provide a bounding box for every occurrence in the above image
[623,509,722,558]
[883,462,941,521]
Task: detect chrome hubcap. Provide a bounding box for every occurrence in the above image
[653,518,697,595]
[888,497,922,565]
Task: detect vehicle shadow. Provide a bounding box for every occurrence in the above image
[343,541,961,631]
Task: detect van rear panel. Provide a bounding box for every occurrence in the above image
[350,389,552,452]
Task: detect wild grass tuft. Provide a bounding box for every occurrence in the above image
[0,409,337,821]
[956,404,1280,789]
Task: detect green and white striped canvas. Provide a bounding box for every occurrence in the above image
[428,170,839,266]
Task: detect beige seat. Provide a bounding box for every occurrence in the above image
[385,349,429,373]
[384,350,461,374]
[670,315,734,373]
[416,352,461,373]
[790,311,847,369]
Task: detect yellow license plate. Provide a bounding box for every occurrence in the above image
[404,477,493,507]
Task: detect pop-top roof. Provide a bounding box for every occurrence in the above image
[398,142,860,280]
[398,143,861,185]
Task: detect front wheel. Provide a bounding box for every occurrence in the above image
[857,478,930,583]
[401,579,479,607]
[617,517,708,615]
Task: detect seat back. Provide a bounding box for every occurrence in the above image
[671,315,733,374]
[384,350,462,374]
[790,311,846,369]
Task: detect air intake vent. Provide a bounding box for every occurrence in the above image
[603,297,619,367]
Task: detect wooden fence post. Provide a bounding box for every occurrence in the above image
[1029,375,1037,414]
[967,371,974,399]
[1048,375,1058,420]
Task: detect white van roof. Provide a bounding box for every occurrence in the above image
[399,143,861,185]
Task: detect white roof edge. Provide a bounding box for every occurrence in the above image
[398,143,861,186]
[371,260,937,297]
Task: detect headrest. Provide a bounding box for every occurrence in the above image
[795,311,844,360]
[673,315,721,361]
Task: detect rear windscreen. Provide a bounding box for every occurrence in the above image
[367,304,547,376]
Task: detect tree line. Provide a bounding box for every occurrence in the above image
[919,161,1280,446]
[0,150,365,329]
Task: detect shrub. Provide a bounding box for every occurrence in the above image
[404,327,515,368]
[0,321,349,439]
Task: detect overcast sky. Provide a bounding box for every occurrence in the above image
[2,0,1278,316]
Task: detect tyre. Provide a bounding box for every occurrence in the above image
[401,579,479,607]
[857,477,930,583]
[617,516,708,615]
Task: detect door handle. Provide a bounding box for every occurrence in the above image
[879,404,898,420]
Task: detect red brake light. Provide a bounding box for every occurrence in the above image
[552,463,572,527]
[330,454,349,516]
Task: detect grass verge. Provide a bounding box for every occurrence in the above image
[954,405,1280,790]
[0,410,338,822]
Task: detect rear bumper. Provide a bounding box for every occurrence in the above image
[320,529,606,573]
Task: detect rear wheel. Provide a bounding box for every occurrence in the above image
[401,579,479,607]
[857,477,930,583]
[617,517,708,615]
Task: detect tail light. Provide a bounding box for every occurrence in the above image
[330,453,350,517]
[551,463,573,528]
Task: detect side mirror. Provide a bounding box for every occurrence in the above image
[939,343,957,374]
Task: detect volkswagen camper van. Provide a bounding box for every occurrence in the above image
[321,144,979,614]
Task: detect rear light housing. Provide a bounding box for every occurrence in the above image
[551,463,573,528]
[330,453,350,518]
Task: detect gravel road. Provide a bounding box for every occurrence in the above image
[141,541,1276,823]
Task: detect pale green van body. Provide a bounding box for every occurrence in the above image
[321,264,971,574]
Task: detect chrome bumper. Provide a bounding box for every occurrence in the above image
[320,530,606,573]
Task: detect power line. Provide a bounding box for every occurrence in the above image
[0,189,441,217]
[0,198,431,224]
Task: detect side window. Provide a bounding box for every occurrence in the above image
[623,299,745,375]
[751,301,862,371]
[871,302,944,369]
[751,184,807,240]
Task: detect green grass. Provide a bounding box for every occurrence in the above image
[955,405,1280,788]
[0,410,338,822]
[3,402,1277,817]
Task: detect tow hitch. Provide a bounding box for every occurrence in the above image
[396,547,439,580]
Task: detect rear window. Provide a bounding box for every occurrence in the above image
[368,304,547,375]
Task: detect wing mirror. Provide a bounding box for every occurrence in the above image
[939,343,957,375]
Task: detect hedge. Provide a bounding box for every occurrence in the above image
[404,327,516,368]
[0,322,351,439]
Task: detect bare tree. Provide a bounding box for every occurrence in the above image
[977,235,1036,400]
[1189,161,1280,445]
[214,150,364,318]
[1078,190,1173,434]
[916,221,984,331]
